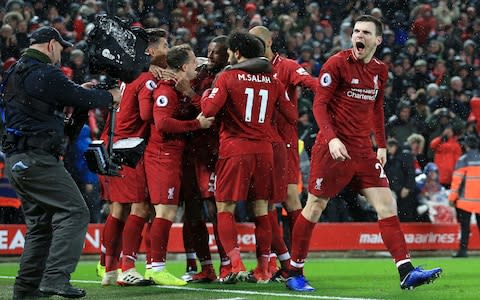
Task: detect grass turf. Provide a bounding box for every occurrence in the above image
[0,257,477,300]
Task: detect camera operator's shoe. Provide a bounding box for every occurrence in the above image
[400,267,442,290]
[117,268,153,286]
[12,289,48,299]
[39,284,86,298]
[96,262,106,279]
[101,270,119,286]
[286,275,315,292]
[151,269,187,286]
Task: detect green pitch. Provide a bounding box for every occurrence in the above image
[0,257,478,300]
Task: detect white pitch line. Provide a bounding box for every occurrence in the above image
[0,276,383,300]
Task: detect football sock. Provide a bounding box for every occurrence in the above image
[288,209,302,233]
[104,214,125,272]
[100,224,106,266]
[121,214,146,271]
[289,214,315,276]
[268,210,290,268]
[378,215,414,280]
[255,215,272,257]
[191,219,212,269]
[144,221,152,266]
[213,220,229,263]
[183,219,197,272]
[217,212,238,254]
[150,217,173,265]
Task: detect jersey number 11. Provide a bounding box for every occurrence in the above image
[244,88,268,123]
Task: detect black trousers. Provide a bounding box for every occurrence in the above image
[5,150,89,293]
[455,207,480,251]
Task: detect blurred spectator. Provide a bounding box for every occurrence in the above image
[1,24,20,60]
[425,107,465,159]
[242,2,257,29]
[406,133,427,175]
[430,125,462,188]
[433,0,460,29]
[409,91,430,138]
[429,59,448,86]
[390,58,408,101]
[426,83,440,98]
[412,59,430,90]
[15,19,29,50]
[428,85,469,120]
[69,48,88,84]
[411,4,437,47]
[460,39,479,66]
[385,138,417,222]
[387,100,419,145]
[415,162,452,223]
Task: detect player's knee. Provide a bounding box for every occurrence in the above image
[216,201,235,213]
[253,200,269,216]
[377,205,397,219]
[131,202,150,218]
[110,202,125,219]
[154,205,177,221]
[303,196,328,219]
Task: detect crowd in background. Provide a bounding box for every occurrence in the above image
[1,0,480,224]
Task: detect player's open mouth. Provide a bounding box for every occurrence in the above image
[355,42,365,51]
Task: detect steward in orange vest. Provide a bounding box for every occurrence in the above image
[448,135,480,257]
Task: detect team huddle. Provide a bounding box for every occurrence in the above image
[96,15,442,292]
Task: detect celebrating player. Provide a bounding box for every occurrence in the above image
[201,32,297,283]
[286,15,442,292]
[145,44,214,286]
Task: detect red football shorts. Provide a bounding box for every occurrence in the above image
[271,142,288,203]
[98,175,111,201]
[109,157,147,203]
[286,144,300,184]
[215,153,273,202]
[145,150,182,205]
[308,144,389,198]
[195,161,216,199]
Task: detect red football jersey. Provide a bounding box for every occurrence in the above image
[188,69,219,161]
[313,49,387,156]
[114,72,157,141]
[149,80,200,152]
[201,68,296,158]
[272,54,318,147]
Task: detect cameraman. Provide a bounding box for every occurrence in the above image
[2,27,120,299]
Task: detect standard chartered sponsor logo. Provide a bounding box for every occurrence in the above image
[359,232,457,244]
[347,88,378,101]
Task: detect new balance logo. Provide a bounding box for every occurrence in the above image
[351,78,359,84]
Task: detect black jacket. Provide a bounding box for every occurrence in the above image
[4,48,113,153]
[3,48,113,154]
[385,145,416,194]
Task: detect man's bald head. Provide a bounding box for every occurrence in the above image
[249,26,272,44]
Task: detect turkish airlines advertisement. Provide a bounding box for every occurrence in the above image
[0,223,479,255]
